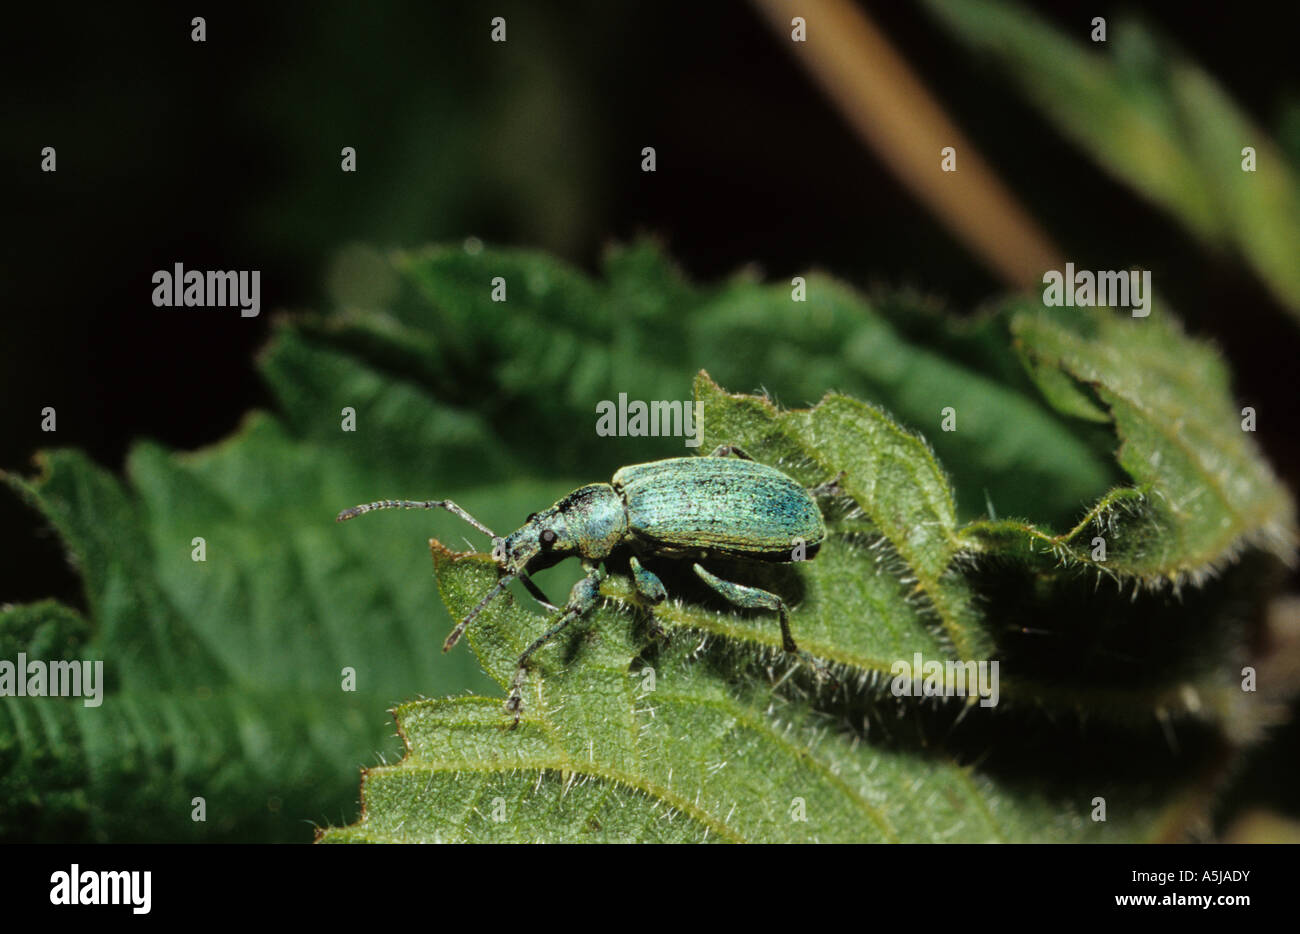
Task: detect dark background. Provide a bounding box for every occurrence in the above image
[3,1,1299,828]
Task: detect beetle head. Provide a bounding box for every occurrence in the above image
[438,509,572,653]
[492,508,573,573]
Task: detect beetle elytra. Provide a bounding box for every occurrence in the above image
[338,445,841,725]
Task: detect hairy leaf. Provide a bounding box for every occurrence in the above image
[320,546,1195,843]
[964,305,1296,586]
[325,331,1290,841]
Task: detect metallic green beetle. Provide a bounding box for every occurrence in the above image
[338,445,837,724]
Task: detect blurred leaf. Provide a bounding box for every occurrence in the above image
[302,241,1122,529]
[247,3,599,266]
[925,0,1300,318]
[1222,810,1300,844]
[0,378,578,841]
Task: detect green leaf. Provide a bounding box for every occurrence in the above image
[325,330,1290,841]
[964,304,1296,586]
[320,545,1193,843]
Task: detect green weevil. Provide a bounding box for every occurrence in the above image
[337,445,840,724]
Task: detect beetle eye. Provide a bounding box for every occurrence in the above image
[540,529,557,546]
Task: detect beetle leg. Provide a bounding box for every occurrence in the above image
[629,556,670,640]
[692,563,835,683]
[506,563,605,727]
[707,444,754,460]
[692,563,799,651]
[629,556,667,604]
[518,572,558,611]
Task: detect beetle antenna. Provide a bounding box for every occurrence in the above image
[337,497,558,625]
[336,499,497,538]
[338,499,439,521]
[443,570,520,652]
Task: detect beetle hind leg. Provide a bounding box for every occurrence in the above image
[692,563,798,652]
[691,563,835,683]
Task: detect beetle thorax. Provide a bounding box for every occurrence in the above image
[560,483,629,558]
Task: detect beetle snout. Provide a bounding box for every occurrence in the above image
[495,527,543,573]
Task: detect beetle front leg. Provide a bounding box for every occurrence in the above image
[692,563,835,682]
[506,563,605,727]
